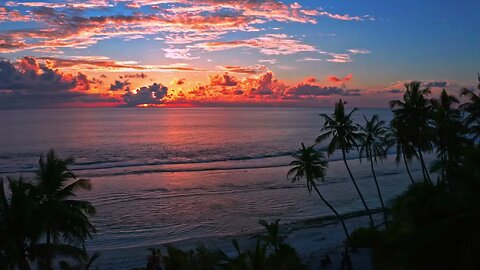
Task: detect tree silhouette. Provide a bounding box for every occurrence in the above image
[390,82,433,183]
[288,143,351,241]
[34,150,96,268]
[358,115,391,227]
[316,100,375,229]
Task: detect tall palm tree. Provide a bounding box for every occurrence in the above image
[0,177,37,270]
[430,89,469,182]
[389,123,417,184]
[390,82,434,183]
[287,143,351,241]
[315,100,375,229]
[34,150,96,268]
[460,74,480,140]
[358,115,391,227]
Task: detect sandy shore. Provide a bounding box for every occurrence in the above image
[91,212,380,270]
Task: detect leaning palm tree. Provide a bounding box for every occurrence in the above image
[34,150,96,268]
[390,82,434,183]
[358,115,391,227]
[315,100,375,229]
[287,143,351,241]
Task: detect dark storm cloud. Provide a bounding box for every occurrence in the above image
[0,57,109,109]
[110,79,130,91]
[286,84,360,96]
[123,83,168,106]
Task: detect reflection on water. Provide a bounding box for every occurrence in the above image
[0,108,415,254]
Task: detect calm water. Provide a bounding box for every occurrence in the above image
[0,108,419,268]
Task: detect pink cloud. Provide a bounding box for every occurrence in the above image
[194,34,317,55]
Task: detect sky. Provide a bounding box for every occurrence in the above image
[0,0,479,109]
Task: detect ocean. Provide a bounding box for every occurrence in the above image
[0,107,422,268]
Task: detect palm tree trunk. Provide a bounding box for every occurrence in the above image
[16,244,31,270]
[402,152,415,184]
[312,184,351,242]
[369,155,388,228]
[45,230,52,270]
[417,149,432,184]
[341,148,375,229]
[441,153,446,183]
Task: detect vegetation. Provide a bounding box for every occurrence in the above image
[0,150,95,270]
[150,219,306,270]
[316,100,376,229]
[357,115,392,227]
[289,76,480,269]
[287,143,351,241]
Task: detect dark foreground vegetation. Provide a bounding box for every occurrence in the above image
[1,77,480,269]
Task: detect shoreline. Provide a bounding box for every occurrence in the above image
[90,210,380,270]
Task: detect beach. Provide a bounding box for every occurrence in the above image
[0,108,422,269]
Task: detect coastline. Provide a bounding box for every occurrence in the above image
[90,210,381,270]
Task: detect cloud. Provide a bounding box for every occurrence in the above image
[165,70,364,106]
[328,74,353,83]
[33,56,204,72]
[286,84,359,97]
[209,73,239,86]
[163,47,199,60]
[110,80,131,91]
[258,59,277,64]
[218,65,267,74]
[316,11,364,21]
[0,7,29,22]
[123,83,168,106]
[0,57,111,108]
[193,34,317,55]
[297,57,322,62]
[424,81,448,88]
[319,49,371,63]
[348,49,371,54]
[325,53,352,63]
[123,73,148,79]
[174,78,186,85]
[387,89,402,94]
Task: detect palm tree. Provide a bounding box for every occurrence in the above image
[390,82,434,183]
[0,177,37,270]
[315,100,375,229]
[390,123,417,184]
[258,219,282,252]
[287,143,351,241]
[460,74,480,140]
[430,89,468,182]
[34,150,96,268]
[358,115,391,227]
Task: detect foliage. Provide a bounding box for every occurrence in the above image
[316,99,375,229]
[0,150,96,270]
[158,220,306,270]
[372,182,480,270]
[347,227,382,248]
[288,143,351,241]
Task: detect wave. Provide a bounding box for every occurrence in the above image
[0,148,403,176]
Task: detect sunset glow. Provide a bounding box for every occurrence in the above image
[1,0,479,108]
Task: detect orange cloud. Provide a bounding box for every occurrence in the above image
[35,57,204,72]
[328,74,353,83]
